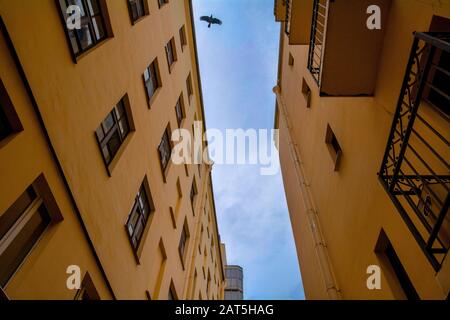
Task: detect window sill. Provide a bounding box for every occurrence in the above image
[131,14,149,26]
[105,131,135,177]
[73,37,113,64]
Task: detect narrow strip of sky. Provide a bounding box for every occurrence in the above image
[192,0,305,300]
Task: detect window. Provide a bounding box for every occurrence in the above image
[375,230,420,300]
[175,94,185,127]
[143,58,161,105]
[288,52,294,66]
[158,0,169,8]
[302,78,312,108]
[0,79,23,142]
[158,125,172,175]
[165,37,177,71]
[95,96,131,167]
[178,220,189,264]
[186,73,193,100]
[125,179,155,251]
[57,0,109,58]
[127,0,148,24]
[0,175,62,287]
[74,273,100,300]
[325,124,342,171]
[179,25,187,51]
[190,180,198,215]
[0,102,11,141]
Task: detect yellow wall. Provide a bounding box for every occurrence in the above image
[0,0,225,300]
[276,0,450,299]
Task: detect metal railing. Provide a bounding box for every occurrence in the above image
[307,0,328,86]
[379,32,450,271]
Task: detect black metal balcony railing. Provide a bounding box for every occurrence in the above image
[379,32,450,271]
[284,0,291,35]
[307,0,328,86]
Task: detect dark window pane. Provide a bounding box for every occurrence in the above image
[0,103,12,141]
[78,24,94,50]
[106,130,121,159]
[102,113,115,134]
[92,16,105,40]
[101,145,110,164]
[87,0,100,15]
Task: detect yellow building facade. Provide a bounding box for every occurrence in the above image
[0,0,225,300]
[274,0,449,299]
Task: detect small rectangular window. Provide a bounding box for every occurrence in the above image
[175,94,185,127]
[165,37,177,71]
[186,73,193,100]
[178,220,190,264]
[125,178,155,251]
[190,179,198,215]
[95,96,131,167]
[127,0,148,24]
[179,25,187,50]
[158,125,172,176]
[288,52,294,66]
[143,58,162,105]
[57,0,110,58]
[158,0,169,8]
[0,79,23,142]
[0,175,61,287]
[302,78,312,108]
[325,125,342,171]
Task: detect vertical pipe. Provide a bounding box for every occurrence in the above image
[273,85,341,300]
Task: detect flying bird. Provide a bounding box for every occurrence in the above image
[200,15,222,28]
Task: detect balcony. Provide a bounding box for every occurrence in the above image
[274,0,286,22]
[307,0,392,96]
[379,32,450,271]
[284,0,314,45]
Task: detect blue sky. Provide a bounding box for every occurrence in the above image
[192,0,305,300]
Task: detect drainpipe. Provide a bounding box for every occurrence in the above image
[273,85,341,300]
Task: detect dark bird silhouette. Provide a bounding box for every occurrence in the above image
[200,15,222,28]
